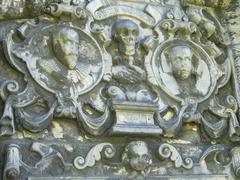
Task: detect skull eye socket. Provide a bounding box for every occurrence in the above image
[132,29,139,36]
[184,57,191,61]
[121,28,129,36]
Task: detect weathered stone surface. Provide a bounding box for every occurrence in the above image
[0,0,239,179]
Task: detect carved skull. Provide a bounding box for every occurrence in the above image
[112,19,139,56]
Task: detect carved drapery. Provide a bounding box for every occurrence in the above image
[0,0,240,179]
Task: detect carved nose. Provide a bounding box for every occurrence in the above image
[129,31,136,38]
[129,36,134,41]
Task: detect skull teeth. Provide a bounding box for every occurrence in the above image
[123,39,135,44]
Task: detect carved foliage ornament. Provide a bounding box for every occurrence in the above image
[3,141,234,178]
[0,0,238,141]
[0,0,240,179]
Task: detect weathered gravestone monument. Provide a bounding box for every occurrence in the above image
[0,0,240,179]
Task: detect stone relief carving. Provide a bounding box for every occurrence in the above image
[122,141,152,173]
[3,144,21,180]
[3,143,72,179]
[231,147,240,178]
[9,25,103,100]
[0,0,232,139]
[74,142,116,170]
[0,0,239,179]
[4,141,235,179]
[153,42,217,101]
[159,143,194,169]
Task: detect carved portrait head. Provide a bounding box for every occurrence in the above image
[149,40,219,103]
[122,141,152,172]
[10,25,104,100]
[52,27,80,70]
[112,19,139,56]
[162,44,210,99]
[167,45,193,80]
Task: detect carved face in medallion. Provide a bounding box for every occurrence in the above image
[10,25,104,100]
[151,40,218,102]
[52,28,80,70]
[112,19,139,56]
[169,45,193,80]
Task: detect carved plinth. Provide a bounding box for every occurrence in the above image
[110,101,162,135]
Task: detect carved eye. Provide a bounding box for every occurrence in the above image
[65,40,71,44]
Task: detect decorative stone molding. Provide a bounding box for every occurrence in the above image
[0,0,239,179]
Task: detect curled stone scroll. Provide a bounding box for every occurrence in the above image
[0,0,239,179]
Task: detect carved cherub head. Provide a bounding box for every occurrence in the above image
[112,19,139,57]
[52,27,80,70]
[167,45,193,80]
[122,141,152,172]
